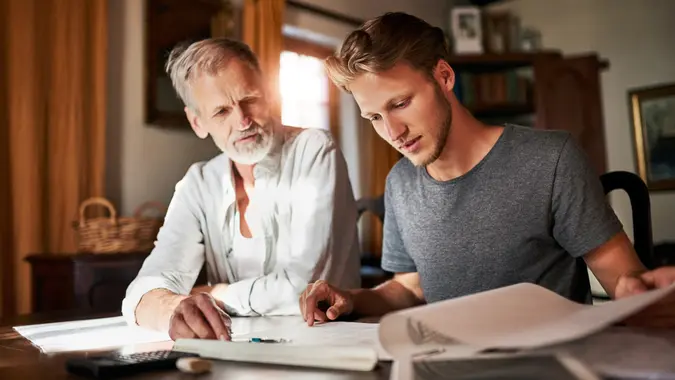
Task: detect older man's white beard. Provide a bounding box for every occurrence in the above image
[225,127,275,165]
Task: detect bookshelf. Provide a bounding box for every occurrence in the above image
[450,51,610,174]
[449,51,562,70]
[470,102,535,118]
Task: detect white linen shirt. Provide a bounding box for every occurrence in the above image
[122,127,361,324]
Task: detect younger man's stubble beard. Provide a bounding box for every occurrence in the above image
[415,88,453,167]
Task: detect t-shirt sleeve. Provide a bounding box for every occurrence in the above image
[552,135,623,258]
[381,178,417,273]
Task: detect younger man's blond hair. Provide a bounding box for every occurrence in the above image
[325,12,452,92]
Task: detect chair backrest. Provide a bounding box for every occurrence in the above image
[356,196,385,222]
[355,195,386,271]
[599,171,654,269]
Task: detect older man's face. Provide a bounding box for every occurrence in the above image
[186,59,275,165]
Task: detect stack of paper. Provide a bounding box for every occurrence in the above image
[174,338,379,372]
[232,319,391,359]
[379,282,675,354]
[380,283,675,379]
[13,316,170,353]
[174,283,675,375]
[175,319,386,372]
[12,282,675,376]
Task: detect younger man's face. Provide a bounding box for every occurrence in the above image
[349,61,453,167]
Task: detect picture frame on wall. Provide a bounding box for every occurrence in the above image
[145,0,239,128]
[628,83,675,191]
[450,6,483,54]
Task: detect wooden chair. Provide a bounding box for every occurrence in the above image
[355,196,392,287]
[600,170,654,269]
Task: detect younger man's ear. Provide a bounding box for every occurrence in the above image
[434,59,455,92]
[185,107,208,139]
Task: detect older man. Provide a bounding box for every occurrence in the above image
[122,38,361,340]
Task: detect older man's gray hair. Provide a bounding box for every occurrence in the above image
[165,38,260,112]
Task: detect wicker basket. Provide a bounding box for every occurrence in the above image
[73,197,166,254]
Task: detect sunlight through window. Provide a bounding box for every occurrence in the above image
[280,51,330,130]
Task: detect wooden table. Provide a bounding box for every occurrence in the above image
[0,311,391,379]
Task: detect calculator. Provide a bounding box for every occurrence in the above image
[65,350,199,379]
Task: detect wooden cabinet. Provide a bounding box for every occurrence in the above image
[25,252,149,313]
[533,54,609,174]
[450,51,610,174]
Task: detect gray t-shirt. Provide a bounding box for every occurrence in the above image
[381,124,623,304]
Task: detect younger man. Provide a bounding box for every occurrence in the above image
[300,12,675,327]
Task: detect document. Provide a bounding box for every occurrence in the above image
[15,282,674,373]
[174,282,675,373]
[174,339,379,372]
[232,318,391,359]
[175,318,387,372]
[379,282,675,356]
[383,283,675,379]
[13,316,171,353]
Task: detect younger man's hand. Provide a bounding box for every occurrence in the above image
[616,267,675,328]
[299,280,353,326]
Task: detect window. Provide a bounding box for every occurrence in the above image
[279,38,339,141]
[280,51,329,130]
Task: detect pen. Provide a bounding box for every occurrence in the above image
[232,337,289,343]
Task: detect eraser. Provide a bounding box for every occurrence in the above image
[176,357,213,374]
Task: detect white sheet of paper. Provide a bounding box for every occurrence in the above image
[379,282,675,357]
[13,316,170,353]
[172,316,384,371]
[174,338,379,372]
[231,317,392,360]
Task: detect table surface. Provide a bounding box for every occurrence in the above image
[5,310,675,380]
[0,310,391,379]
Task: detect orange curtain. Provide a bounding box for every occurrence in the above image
[0,0,107,316]
[0,0,11,317]
[243,0,285,120]
[358,119,402,257]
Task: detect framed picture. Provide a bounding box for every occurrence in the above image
[628,83,675,191]
[145,0,238,128]
[482,11,512,53]
[450,6,483,54]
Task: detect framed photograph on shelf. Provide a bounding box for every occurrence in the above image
[483,11,512,53]
[450,6,483,54]
[628,83,675,191]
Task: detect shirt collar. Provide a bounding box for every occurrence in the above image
[252,124,284,179]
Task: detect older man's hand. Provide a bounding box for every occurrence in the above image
[168,292,232,341]
[615,266,675,328]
